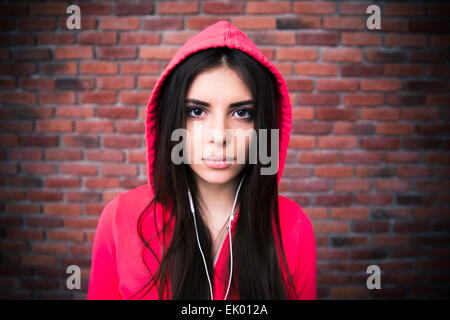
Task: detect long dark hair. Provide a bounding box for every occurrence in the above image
[130,46,297,300]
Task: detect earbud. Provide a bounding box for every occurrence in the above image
[187,170,246,300]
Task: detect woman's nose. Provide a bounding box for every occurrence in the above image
[206,115,227,146]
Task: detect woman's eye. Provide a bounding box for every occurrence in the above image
[186,107,206,118]
[233,108,253,119]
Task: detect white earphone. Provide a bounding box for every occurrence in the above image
[187,171,246,300]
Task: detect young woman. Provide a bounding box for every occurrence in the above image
[87,20,316,300]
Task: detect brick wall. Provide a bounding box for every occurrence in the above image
[0,1,449,300]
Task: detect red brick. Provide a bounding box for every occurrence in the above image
[292,122,331,135]
[103,136,141,148]
[361,138,400,150]
[426,94,450,107]
[80,62,118,74]
[384,3,424,16]
[35,120,73,132]
[292,108,314,120]
[141,47,178,60]
[386,94,425,106]
[97,47,137,60]
[300,94,340,106]
[20,78,54,90]
[144,18,184,30]
[121,33,159,45]
[252,31,295,45]
[56,106,94,118]
[295,63,338,76]
[97,76,135,89]
[13,49,50,61]
[293,1,335,14]
[30,2,70,15]
[341,64,383,77]
[203,2,245,14]
[85,178,120,189]
[0,4,27,16]
[317,108,357,121]
[97,106,136,119]
[18,18,56,30]
[158,1,199,14]
[315,166,353,178]
[47,230,84,242]
[137,76,159,89]
[334,179,371,192]
[288,136,315,149]
[44,204,81,216]
[290,180,329,192]
[75,121,114,133]
[21,254,55,266]
[54,46,93,59]
[232,17,276,29]
[315,194,353,206]
[121,62,159,74]
[296,32,339,46]
[115,2,153,15]
[77,3,111,15]
[317,79,358,91]
[300,152,339,164]
[318,137,358,149]
[32,243,67,254]
[0,93,36,105]
[25,216,62,228]
[79,32,117,44]
[80,92,116,104]
[45,149,82,161]
[313,221,350,234]
[360,79,401,91]
[332,208,370,219]
[120,92,149,105]
[344,94,383,106]
[322,48,362,62]
[40,62,77,75]
[384,64,423,76]
[60,163,97,175]
[385,34,427,47]
[0,63,35,75]
[277,48,317,61]
[55,78,95,90]
[247,1,290,14]
[323,17,364,30]
[39,92,76,104]
[6,228,44,240]
[44,178,80,189]
[64,218,98,229]
[277,17,321,29]
[376,123,414,135]
[342,33,381,46]
[100,17,139,30]
[101,164,138,176]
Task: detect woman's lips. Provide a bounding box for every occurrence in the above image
[202,157,234,169]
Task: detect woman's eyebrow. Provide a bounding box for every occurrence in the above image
[185,98,254,108]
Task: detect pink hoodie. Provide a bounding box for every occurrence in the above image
[87,20,316,300]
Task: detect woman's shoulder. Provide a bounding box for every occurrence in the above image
[277,195,315,245]
[96,184,155,235]
[278,195,312,228]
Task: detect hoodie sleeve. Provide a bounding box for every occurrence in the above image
[87,196,122,300]
[293,207,317,300]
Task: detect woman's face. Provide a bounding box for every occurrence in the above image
[185,65,255,186]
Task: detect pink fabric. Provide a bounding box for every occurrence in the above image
[87,20,316,300]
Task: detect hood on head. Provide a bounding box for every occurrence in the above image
[145,20,292,193]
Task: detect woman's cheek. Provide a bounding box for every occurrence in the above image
[186,121,204,165]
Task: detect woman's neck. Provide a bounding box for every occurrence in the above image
[194,174,240,232]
